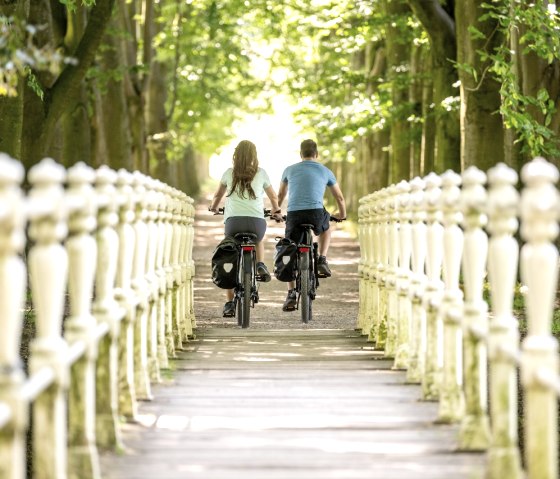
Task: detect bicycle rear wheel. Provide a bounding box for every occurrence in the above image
[238,250,252,328]
[300,253,312,323]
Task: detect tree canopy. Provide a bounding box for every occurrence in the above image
[0,0,558,210]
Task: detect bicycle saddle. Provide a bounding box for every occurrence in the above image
[234,232,258,243]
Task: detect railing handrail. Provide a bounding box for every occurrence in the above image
[0,154,196,479]
[357,157,559,479]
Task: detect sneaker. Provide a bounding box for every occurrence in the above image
[223,301,235,317]
[256,262,271,282]
[317,256,332,278]
[282,289,297,312]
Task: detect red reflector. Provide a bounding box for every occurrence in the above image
[241,246,253,252]
[299,247,310,253]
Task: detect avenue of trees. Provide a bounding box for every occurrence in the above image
[0,0,558,212]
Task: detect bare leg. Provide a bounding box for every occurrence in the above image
[226,289,234,301]
[318,228,331,257]
[256,241,265,263]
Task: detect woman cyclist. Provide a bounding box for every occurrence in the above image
[209,140,282,317]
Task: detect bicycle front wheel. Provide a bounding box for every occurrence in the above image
[300,253,312,324]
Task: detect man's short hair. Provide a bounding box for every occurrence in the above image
[300,139,318,158]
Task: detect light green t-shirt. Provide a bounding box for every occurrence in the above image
[220,167,271,222]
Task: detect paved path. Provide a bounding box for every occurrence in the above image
[99,198,486,478]
[100,328,486,479]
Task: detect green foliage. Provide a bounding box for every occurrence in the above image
[157,0,271,159]
[0,16,66,97]
[477,2,560,159]
[482,281,526,311]
[266,0,421,165]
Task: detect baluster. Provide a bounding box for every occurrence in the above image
[131,172,152,401]
[458,166,491,449]
[438,170,465,423]
[486,163,522,479]
[185,197,196,330]
[178,194,192,339]
[375,188,389,350]
[169,188,183,350]
[422,173,444,400]
[0,154,27,479]
[394,180,412,370]
[385,185,400,358]
[64,162,101,479]
[115,169,137,421]
[357,197,368,332]
[27,158,69,479]
[174,191,188,343]
[92,165,123,449]
[154,181,169,369]
[364,193,379,343]
[145,179,161,380]
[406,177,426,383]
[519,157,559,479]
[162,185,176,358]
[360,194,373,336]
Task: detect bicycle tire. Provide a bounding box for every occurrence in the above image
[300,252,312,323]
[240,250,252,328]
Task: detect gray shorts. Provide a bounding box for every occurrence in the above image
[225,216,266,242]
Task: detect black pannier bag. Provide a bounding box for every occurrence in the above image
[273,237,298,282]
[211,236,239,289]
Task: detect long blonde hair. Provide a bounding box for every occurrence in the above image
[228,140,259,199]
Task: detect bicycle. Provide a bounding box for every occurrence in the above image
[213,208,279,328]
[291,215,345,324]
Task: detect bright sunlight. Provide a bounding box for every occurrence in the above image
[208,95,310,188]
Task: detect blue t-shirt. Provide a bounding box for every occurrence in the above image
[281,160,337,212]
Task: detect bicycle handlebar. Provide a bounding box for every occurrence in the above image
[210,207,284,221]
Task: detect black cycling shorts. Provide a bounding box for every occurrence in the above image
[224,216,266,242]
[285,208,330,242]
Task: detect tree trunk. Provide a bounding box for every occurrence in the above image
[147,60,170,182]
[517,2,560,169]
[455,0,505,172]
[19,0,115,168]
[421,52,436,175]
[408,0,460,173]
[61,5,91,167]
[100,3,133,171]
[409,42,424,178]
[385,0,412,183]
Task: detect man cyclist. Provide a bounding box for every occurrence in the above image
[277,139,346,311]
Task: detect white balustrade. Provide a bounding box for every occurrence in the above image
[459,166,490,448]
[394,180,412,370]
[385,185,400,358]
[375,188,389,349]
[519,157,559,479]
[406,177,427,383]
[422,172,444,401]
[0,154,27,479]
[65,162,100,479]
[0,153,195,479]
[357,156,560,479]
[357,196,368,332]
[486,163,522,479]
[368,192,381,343]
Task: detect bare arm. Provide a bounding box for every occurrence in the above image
[329,183,346,219]
[264,185,281,212]
[277,181,288,208]
[209,183,227,212]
